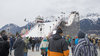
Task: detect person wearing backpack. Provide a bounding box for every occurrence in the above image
[23,37,29,56]
[48,28,69,56]
[73,31,97,56]
[40,37,48,56]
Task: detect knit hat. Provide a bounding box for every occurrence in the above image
[66,35,70,37]
[76,36,78,38]
[78,31,85,38]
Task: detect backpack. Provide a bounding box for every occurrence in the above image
[41,48,46,55]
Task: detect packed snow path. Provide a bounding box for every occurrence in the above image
[9,47,100,56]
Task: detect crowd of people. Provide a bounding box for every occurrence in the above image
[0,28,100,56]
[0,30,43,56]
[47,28,100,56]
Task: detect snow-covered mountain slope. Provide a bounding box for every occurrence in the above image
[81,13,100,23]
[0,23,35,34]
[0,23,21,34]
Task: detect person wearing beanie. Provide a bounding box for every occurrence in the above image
[48,28,69,56]
[73,31,97,56]
[78,31,85,38]
[56,28,63,34]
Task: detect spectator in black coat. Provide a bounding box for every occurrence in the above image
[32,38,36,51]
[2,35,10,56]
[0,34,4,56]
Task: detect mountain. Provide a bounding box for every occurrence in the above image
[80,19,93,31]
[0,23,21,34]
[97,18,100,25]
[82,13,100,23]
[0,23,35,34]
[80,14,100,34]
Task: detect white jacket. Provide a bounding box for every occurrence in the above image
[40,40,49,48]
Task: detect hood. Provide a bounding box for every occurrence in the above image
[2,35,8,41]
[43,39,48,42]
[16,38,23,43]
[78,31,85,38]
[78,37,90,46]
[43,38,47,41]
[52,33,62,40]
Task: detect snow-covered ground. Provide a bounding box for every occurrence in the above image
[97,49,100,56]
[9,47,72,56]
[9,47,100,56]
[9,49,41,56]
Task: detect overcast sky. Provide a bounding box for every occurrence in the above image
[0,0,100,28]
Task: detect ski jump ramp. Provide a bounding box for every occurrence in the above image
[23,11,80,37]
[24,20,61,37]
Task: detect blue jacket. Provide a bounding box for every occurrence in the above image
[75,38,79,45]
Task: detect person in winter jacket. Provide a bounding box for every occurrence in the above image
[1,35,10,56]
[73,31,97,56]
[65,36,69,45]
[67,35,71,46]
[9,36,15,55]
[98,39,100,50]
[32,37,36,52]
[35,38,41,51]
[0,34,4,56]
[29,37,32,49]
[23,37,29,56]
[48,28,69,56]
[75,36,79,45]
[40,37,49,56]
[71,37,75,54]
[13,37,25,56]
[93,38,96,45]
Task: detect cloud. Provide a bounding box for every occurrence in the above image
[0,0,100,28]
